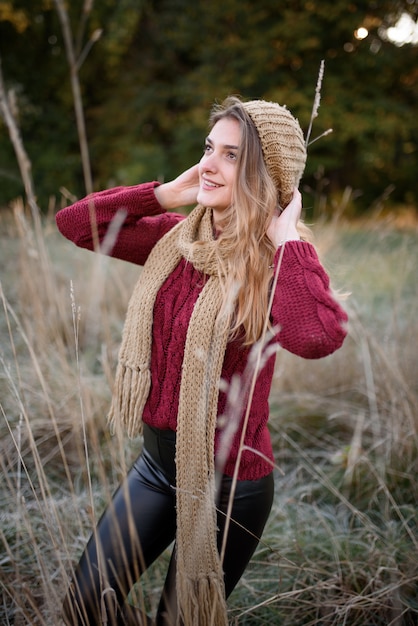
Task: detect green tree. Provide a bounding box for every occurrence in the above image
[0,0,142,203]
[0,0,417,211]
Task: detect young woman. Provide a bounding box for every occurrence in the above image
[56,96,348,625]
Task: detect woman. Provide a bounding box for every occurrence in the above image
[56,96,348,625]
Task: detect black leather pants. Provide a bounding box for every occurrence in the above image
[63,424,274,625]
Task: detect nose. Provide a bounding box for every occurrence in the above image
[200,151,218,172]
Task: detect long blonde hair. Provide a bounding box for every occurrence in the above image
[206,96,311,345]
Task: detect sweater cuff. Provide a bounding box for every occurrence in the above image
[132,181,164,216]
[273,240,318,267]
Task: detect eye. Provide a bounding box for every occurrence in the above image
[203,142,212,154]
[227,151,237,160]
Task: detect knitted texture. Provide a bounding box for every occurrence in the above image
[56,181,349,483]
[108,205,230,625]
[243,100,306,208]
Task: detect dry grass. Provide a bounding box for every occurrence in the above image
[1,199,417,625]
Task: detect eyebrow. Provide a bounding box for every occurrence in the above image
[205,136,239,150]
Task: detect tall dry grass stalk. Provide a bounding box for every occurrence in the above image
[53,0,97,196]
[1,200,417,624]
[305,59,333,149]
[0,201,141,624]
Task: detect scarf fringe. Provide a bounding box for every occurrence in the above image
[108,363,150,438]
[177,573,228,626]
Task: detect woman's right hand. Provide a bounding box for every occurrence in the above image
[154,164,200,209]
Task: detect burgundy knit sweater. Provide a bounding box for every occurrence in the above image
[56,182,348,480]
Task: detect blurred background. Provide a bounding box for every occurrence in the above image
[0,0,417,215]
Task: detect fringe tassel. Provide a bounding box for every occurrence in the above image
[107,363,151,438]
[177,573,228,626]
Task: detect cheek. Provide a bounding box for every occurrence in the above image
[227,165,238,188]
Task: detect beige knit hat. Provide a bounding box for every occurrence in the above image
[243,100,306,208]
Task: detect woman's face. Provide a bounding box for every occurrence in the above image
[197,117,241,224]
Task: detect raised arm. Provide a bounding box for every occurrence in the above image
[271,241,348,359]
[56,166,201,265]
[56,180,192,265]
[264,188,347,358]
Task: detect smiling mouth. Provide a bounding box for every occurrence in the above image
[202,178,221,189]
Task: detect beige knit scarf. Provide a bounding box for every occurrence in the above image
[108,204,231,625]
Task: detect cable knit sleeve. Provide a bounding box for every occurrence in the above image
[55,182,185,265]
[271,241,348,359]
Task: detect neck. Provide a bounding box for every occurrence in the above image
[211,207,224,230]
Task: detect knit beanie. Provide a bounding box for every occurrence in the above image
[242,100,307,208]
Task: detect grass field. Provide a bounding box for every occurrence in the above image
[1,200,417,625]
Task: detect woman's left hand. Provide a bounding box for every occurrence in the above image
[267,188,302,249]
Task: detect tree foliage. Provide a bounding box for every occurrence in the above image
[0,0,417,211]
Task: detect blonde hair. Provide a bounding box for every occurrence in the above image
[206,96,311,345]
